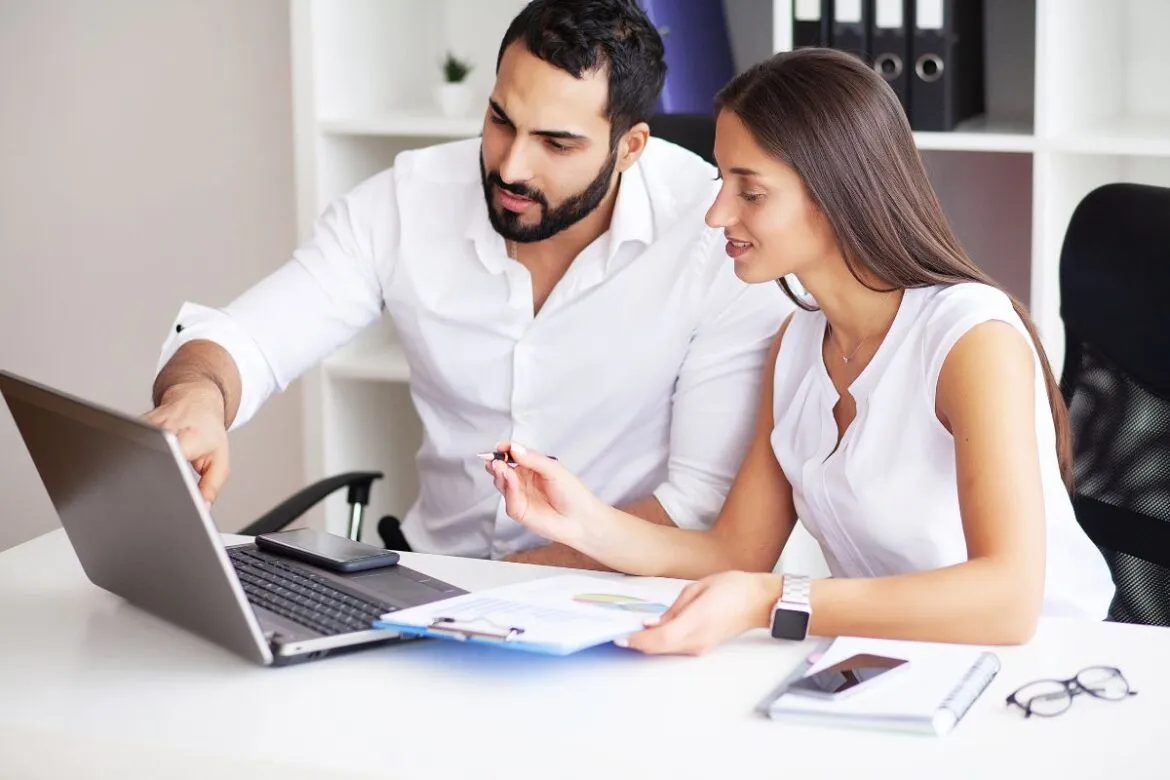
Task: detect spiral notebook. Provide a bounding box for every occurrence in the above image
[760,637,1001,736]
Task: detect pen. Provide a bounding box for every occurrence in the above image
[476,450,558,468]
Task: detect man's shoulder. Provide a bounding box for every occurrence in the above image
[637,137,720,222]
[390,137,482,187]
[342,138,480,201]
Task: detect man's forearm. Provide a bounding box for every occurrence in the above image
[504,495,676,570]
[503,542,611,570]
[152,340,243,427]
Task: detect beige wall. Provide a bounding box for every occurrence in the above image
[0,0,304,551]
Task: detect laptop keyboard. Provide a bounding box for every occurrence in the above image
[228,548,396,637]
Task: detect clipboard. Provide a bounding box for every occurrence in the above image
[372,614,583,655]
[369,573,692,656]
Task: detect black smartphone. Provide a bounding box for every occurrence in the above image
[786,653,910,700]
[254,528,400,573]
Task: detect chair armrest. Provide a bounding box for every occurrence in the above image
[239,471,383,537]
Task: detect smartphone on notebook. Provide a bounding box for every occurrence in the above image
[786,653,910,700]
[255,528,400,573]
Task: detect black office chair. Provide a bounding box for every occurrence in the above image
[239,471,383,540]
[648,112,716,165]
[235,467,416,551]
[1058,182,1170,626]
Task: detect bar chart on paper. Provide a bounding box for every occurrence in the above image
[572,593,671,615]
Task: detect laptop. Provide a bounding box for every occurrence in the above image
[0,369,466,666]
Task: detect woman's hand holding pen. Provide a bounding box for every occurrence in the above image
[482,442,608,548]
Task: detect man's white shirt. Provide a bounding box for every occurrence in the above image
[157,137,791,558]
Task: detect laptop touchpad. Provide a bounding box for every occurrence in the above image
[343,566,463,606]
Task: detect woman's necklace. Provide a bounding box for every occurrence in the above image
[826,321,870,364]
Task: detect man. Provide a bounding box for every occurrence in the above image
[148,0,790,567]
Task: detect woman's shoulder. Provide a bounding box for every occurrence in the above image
[918,282,1018,324]
[914,282,1024,346]
[912,282,1033,387]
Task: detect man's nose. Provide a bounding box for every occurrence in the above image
[498,140,534,185]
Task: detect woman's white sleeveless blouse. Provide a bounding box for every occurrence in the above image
[770,283,1114,619]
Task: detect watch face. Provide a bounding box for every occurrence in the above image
[771,608,811,640]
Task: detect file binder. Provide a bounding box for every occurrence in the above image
[871,0,912,116]
[909,0,986,131]
[793,0,834,49]
[832,0,873,63]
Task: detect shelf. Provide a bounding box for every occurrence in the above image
[323,343,411,383]
[1048,115,1170,157]
[319,111,482,139]
[913,115,1036,153]
[323,112,1037,152]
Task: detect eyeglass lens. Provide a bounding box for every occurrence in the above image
[1013,679,1074,716]
[1076,666,1130,700]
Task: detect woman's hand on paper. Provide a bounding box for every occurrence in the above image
[484,442,608,547]
[619,571,783,656]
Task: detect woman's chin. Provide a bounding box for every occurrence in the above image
[733,259,785,286]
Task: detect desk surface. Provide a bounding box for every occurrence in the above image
[1,530,1165,780]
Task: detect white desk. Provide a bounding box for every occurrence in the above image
[1,530,1165,779]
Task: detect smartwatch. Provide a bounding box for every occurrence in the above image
[769,574,812,641]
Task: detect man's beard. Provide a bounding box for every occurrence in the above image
[480,146,619,243]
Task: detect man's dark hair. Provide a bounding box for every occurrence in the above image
[496,0,667,146]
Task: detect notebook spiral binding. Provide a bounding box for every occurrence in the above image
[940,651,1001,720]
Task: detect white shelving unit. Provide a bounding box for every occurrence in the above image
[290,0,531,542]
[290,0,1170,558]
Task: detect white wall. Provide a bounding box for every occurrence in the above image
[0,0,305,551]
[723,0,775,73]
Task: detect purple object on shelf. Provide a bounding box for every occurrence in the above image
[639,0,737,116]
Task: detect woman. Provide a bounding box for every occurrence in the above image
[485,48,1115,655]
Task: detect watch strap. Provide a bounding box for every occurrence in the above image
[780,574,811,606]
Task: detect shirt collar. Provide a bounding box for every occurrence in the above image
[603,157,654,265]
[465,180,508,275]
[465,154,656,273]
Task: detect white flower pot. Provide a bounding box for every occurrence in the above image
[436,82,473,118]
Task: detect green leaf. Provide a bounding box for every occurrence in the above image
[442,52,472,83]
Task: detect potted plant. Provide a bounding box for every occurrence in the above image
[436,52,473,118]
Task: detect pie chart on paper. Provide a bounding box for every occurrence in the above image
[573,593,669,614]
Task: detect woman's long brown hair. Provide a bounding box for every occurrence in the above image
[716,48,1072,490]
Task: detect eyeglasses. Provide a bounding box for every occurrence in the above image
[1006,666,1137,718]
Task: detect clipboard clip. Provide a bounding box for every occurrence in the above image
[428,616,526,643]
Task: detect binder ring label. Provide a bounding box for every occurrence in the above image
[874,54,904,81]
[915,53,945,83]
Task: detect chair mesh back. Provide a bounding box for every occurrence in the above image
[1060,182,1170,626]
[1067,343,1170,624]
